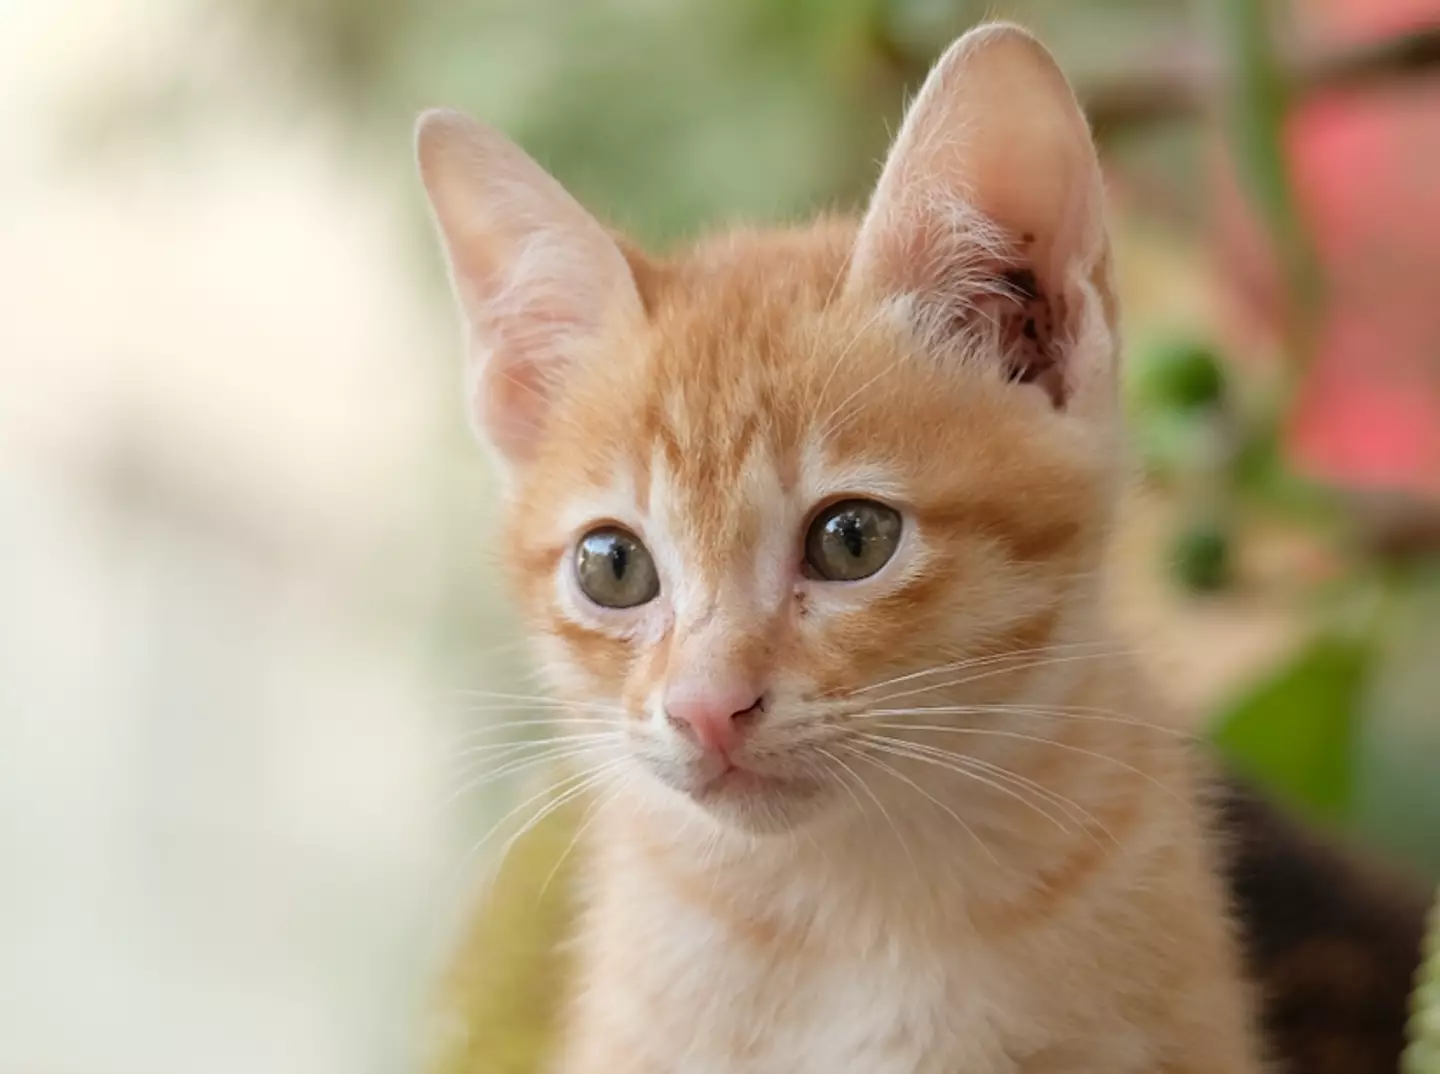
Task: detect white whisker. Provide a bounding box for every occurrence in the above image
[442,739,617,808]
[870,647,1141,707]
[859,702,1191,740]
[837,741,999,866]
[818,746,919,878]
[539,779,627,901]
[444,715,616,748]
[853,733,1074,839]
[488,759,627,891]
[868,722,1183,803]
[450,689,627,713]
[847,638,1123,700]
[855,732,1118,847]
[448,729,620,765]
[812,301,893,430]
[448,756,626,896]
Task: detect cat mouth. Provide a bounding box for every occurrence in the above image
[693,762,813,801]
[697,764,768,795]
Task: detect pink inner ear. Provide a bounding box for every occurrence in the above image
[873,214,1073,407]
[478,354,553,458]
[991,265,1067,407]
[472,300,603,459]
[844,25,1107,410]
[416,108,646,466]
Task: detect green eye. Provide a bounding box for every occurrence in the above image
[804,499,902,582]
[575,527,660,608]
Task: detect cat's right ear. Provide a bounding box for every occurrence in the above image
[844,24,1112,410]
[415,109,645,468]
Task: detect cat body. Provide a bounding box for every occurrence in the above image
[567,692,1251,1074]
[418,23,1266,1073]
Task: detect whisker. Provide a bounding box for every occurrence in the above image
[945,752,1119,846]
[488,759,627,890]
[837,741,1000,866]
[442,740,617,807]
[853,733,1075,839]
[817,746,919,878]
[812,301,892,432]
[855,732,1117,847]
[444,715,617,748]
[448,729,621,764]
[814,748,870,820]
[858,702,1193,740]
[793,756,836,870]
[449,703,598,717]
[449,689,627,713]
[867,722,1184,804]
[538,779,627,902]
[870,647,1142,707]
[847,638,1124,700]
[448,756,625,895]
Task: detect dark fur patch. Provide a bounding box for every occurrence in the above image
[1212,770,1429,1074]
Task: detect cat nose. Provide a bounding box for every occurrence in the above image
[664,681,765,757]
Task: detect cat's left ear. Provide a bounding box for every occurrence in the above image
[846,23,1114,409]
[415,109,646,469]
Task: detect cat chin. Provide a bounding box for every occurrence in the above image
[639,760,834,836]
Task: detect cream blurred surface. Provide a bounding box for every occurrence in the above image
[0,0,514,1070]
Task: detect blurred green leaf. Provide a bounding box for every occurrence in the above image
[1406,888,1440,1074]
[1132,336,1228,413]
[431,793,582,1074]
[1171,520,1232,593]
[1210,632,1370,824]
[1131,409,1213,479]
[1353,566,1440,881]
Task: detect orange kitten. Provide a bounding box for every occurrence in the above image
[417,23,1264,1074]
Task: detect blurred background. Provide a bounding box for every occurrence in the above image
[2,0,1438,1072]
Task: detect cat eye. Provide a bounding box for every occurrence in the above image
[574,526,660,609]
[804,499,902,582]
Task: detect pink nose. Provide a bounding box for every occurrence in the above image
[664,681,764,757]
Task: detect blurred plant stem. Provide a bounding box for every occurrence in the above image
[1206,0,1320,381]
[1080,24,1440,139]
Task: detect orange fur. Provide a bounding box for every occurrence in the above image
[418,22,1265,1074]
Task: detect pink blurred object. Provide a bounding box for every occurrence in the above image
[1213,0,1440,498]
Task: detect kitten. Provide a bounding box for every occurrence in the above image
[417,23,1267,1073]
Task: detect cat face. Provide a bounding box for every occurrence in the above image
[419,24,1121,834]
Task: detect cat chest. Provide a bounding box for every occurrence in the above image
[608,911,1016,1074]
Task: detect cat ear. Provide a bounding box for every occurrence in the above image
[846,23,1112,407]
[415,109,645,466]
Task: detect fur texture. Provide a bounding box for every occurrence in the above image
[1215,771,1428,1074]
[418,23,1265,1074]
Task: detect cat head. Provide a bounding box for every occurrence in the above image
[418,24,1121,836]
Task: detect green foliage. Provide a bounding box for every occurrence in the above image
[1210,632,1369,825]
[1406,888,1440,1074]
[1127,336,1226,484]
[1350,569,1440,880]
[1133,337,1227,413]
[1171,520,1232,593]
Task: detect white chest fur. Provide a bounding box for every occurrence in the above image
[572,845,1026,1074]
[650,923,1008,1074]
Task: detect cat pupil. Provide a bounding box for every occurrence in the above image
[805,499,901,582]
[609,541,628,580]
